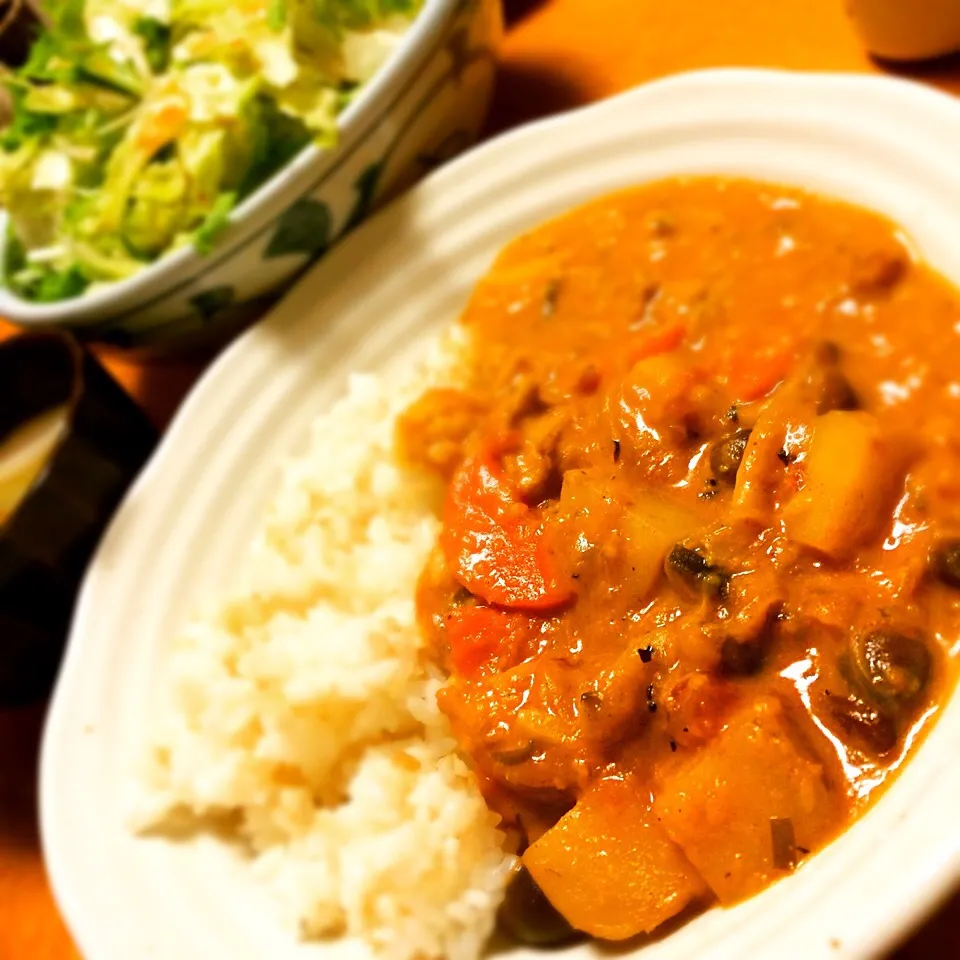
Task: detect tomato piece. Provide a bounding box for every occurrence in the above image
[628,321,687,365]
[446,605,532,678]
[442,453,574,610]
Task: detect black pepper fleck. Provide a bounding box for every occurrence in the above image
[638,645,654,663]
[669,739,677,752]
[777,447,793,465]
[613,439,621,462]
[542,278,561,317]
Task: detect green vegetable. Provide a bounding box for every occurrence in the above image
[0,0,423,301]
[192,191,237,255]
[33,264,90,302]
[133,16,172,73]
[267,0,286,32]
[0,89,58,153]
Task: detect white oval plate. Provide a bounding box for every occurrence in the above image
[41,69,960,960]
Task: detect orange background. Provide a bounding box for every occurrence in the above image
[3,0,960,956]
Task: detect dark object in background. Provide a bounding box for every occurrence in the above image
[497,865,583,945]
[0,0,44,66]
[503,0,547,27]
[0,0,45,127]
[0,333,157,704]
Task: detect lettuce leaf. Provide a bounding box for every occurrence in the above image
[0,0,423,300]
[192,190,237,254]
[133,16,172,74]
[32,264,90,302]
[267,0,287,31]
[307,0,421,31]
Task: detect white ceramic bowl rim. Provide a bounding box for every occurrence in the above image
[0,0,459,324]
[40,68,960,960]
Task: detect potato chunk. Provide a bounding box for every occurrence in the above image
[621,492,701,600]
[524,775,707,939]
[556,471,699,601]
[783,410,888,558]
[655,697,838,904]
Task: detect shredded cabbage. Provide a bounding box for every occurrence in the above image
[0,0,422,301]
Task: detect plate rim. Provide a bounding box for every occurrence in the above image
[40,66,960,960]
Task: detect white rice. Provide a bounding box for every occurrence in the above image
[135,341,514,960]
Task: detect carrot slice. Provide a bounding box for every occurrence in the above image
[442,452,573,611]
[445,605,531,678]
[628,321,687,365]
[728,343,796,402]
[136,96,189,155]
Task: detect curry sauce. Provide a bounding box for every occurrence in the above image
[398,177,960,942]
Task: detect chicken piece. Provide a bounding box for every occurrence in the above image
[609,354,716,483]
[438,659,587,800]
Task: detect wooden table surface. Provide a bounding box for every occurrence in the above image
[3,0,960,956]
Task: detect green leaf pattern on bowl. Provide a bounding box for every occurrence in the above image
[189,285,236,321]
[264,199,332,260]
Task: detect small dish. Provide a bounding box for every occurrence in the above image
[0,0,501,350]
[0,332,156,704]
[40,70,960,959]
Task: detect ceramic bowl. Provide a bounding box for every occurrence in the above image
[0,0,501,350]
[41,70,960,960]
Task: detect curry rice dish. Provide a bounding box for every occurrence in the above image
[143,177,960,956]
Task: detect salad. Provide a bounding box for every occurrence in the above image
[0,0,423,302]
